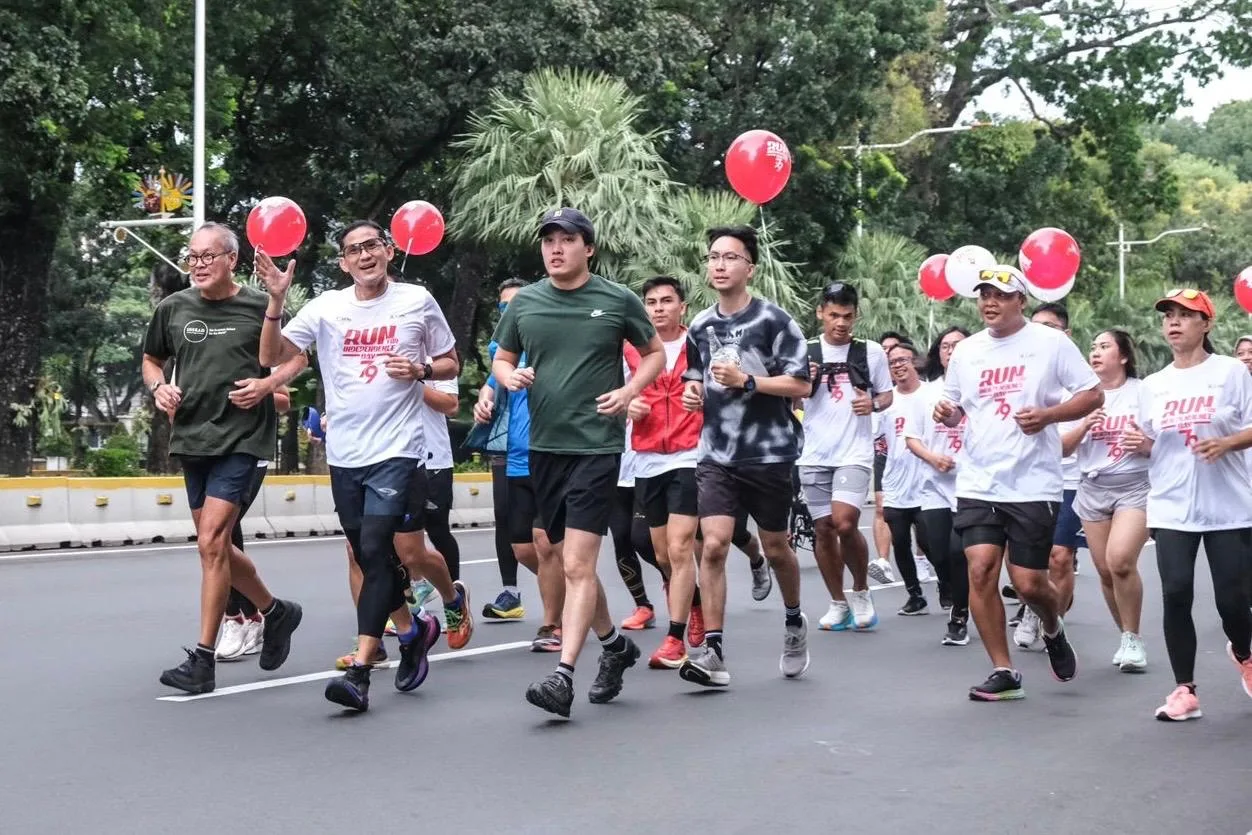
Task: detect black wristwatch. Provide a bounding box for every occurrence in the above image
[743,375,757,393]
[421,362,433,380]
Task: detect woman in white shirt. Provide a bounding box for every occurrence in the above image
[1235,336,1252,374]
[1063,329,1150,673]
[1123,289,1252,721]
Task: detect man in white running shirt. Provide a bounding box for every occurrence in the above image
[935,267,1101,702]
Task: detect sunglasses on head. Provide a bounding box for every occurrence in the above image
[1164,288,1201,300]
[978,269,1016,285]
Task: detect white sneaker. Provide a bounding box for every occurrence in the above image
[1119,632,1147,672]
[1112,632,1127,666]
[914,555,935,583]
[868,558,896,585]
[818,600,853,631]
[1013,608,1040,649]
[241,616,264,656]
[848,590,878,631]
[216,615,247,661]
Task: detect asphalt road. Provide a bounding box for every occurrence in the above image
[1,530,1249,834]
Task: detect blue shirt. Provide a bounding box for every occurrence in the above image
[489,340,532,477]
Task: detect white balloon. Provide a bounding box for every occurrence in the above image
[945,245,996,298]
[1026,273,1075,302]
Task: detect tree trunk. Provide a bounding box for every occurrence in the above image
[145,263,187,473]
[448,249,489,358]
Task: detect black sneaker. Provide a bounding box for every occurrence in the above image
[1007,603,1025,628]
[1042,622,1078,682]
[396,612,441,692]
[526,672,574,717]
[159,648,215,694]
[259,599,303,671]
[588,638,641,704]
[1002,584,1019,600]
[325,664,371,711]
[898,595,928,616]
[938,587,954,611]
[942,615,970,647]
[969,668,1024,701]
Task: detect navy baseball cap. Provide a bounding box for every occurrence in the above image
[538,207,595,245]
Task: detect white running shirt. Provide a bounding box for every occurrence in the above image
[1141,354,1252,531]
[282,282,455,468]
[420,369,459,471]
[942,322,1098,503]
[905,380,966,511]
[1076,378,1150,479]
[798,337,892,469]
[880,385,927,508]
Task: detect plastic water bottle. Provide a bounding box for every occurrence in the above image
[706,325,740,367]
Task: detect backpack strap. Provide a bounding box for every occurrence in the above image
[807,338,824,397]
[847,339,873,396]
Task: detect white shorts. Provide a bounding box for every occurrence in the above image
[799,465,871,520]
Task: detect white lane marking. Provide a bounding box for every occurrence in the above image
[157,640,534,702]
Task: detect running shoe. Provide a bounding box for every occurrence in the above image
[395,611,441,692]
[384,618,398,637]
[241,616,263,656]
[898,595,928,616]
[159,648,215,694]
[1002,585,1019,601]
[1119,633,1147,673]
[679,645,730,687]
[848,589,878,630]
[688,605,706,648]
[780,614,810,679]
[325,664,370,711]
[942,612,970,647]
[1042,622,1078,682]
[649,636,687,669]
[913,556,936,583]
[482,589,524,622]
[588,638,641,704]
[259,599,302,671]
[818,600,853,631]
[411,578,438,610]
[444,580,474,650]
[1007,603,1025,627]
[526,672,574,718]
[867,558,896,586]
[335,641,388,671]
[1227,641,1252,698]
[1154,685,1201,721]
[215,615,248,661]
[531,625,562,653]
[750,559,773,601]
[1112,632,1127,667]
[969,668,1024,702]
[1013,608,1040,650]
[620,606,656,630]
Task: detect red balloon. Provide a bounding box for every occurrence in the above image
[1235,267,1252,314]
[390,201,445,255]
[918,253,954,301]
[1018,227,1081,290]
[725,130,792,205]
[246,196,307,257]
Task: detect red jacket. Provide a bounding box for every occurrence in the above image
[624,332,703,454]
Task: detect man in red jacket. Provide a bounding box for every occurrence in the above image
[626,277,705,668]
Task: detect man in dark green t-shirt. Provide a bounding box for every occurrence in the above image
[492,207,664,718]
[141,222,306,695]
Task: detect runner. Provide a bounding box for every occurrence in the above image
[1062,329,1150,672]
[492,207,664,718]
[677,224,812,687]
[797,282,892,633]
[1237,335,1252,374]
[1122,289,1252,720]
[869,331,909,583]
[934,266,1101,701]
[612,421,665,631]
[142,222,306,694]
[258,220,459,711]
[906,326,971,646]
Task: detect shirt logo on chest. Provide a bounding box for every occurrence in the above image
[183,320,208,343]
[590,309,605,318]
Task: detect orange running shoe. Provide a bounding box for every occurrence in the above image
[620,606,656,630]
[445,580,474,650]
[649,636,688,669]
[688,604,706,648]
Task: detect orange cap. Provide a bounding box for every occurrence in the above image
[1154,288,1215,319]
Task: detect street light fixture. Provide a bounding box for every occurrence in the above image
[839,122,991,238]
[1105,223,1208,299]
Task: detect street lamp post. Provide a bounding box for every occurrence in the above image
[839,123,989,238]
[1105,223,1207,299]
[192,0,206,231]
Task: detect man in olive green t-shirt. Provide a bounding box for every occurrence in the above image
[492,207,664,718]
[140,222,306,695]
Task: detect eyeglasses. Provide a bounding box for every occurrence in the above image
[978,269,1016,284]
[706,252,752,265]
[1164,288,1201,300]
[342,237,387,259]
[182,251,229,267]
[888,357,913,368]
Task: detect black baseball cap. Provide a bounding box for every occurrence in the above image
[538,207,595,245]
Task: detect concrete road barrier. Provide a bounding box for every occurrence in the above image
[1,479,80,551]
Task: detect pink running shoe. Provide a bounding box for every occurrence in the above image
[1226,641,1252,699]
[1154,685,1202,722]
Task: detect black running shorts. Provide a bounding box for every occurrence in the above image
[953,498,1058,571]
[529,451,619,544]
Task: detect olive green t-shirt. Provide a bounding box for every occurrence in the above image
[142,285,277,460]
[492,275,655,454]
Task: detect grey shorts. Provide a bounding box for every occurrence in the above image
[799,465,872,520]
[1073,471,1150,523]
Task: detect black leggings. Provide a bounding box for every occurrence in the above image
[426,472,460,583]
[491,459,518,587]
[1154,528,1252,685]
[884,507,925,597]
[918,508,967,612]
[610,486,662,608]
[345,517,409,638]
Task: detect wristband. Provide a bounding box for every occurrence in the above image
[264,313,283,321]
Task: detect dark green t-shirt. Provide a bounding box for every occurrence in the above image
[492,275,655,454]
[142,285,277,460]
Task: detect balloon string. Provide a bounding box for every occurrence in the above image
[400,237,412,274]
